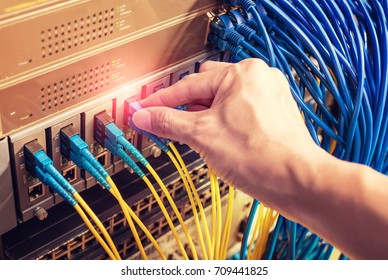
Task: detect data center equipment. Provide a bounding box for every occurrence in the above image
[1,0,386,260]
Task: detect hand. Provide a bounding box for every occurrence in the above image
[133,58,388,260]
[133,58,321,209]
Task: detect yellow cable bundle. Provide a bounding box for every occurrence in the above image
[247,204,279,260]
[141,174,190,259]
[208,168,223,260]
[106,177,167,260]
[220,186,235,260]
[73,192,121,260]
[73,204,117,260]
[106,176,147,260]
[168,142,213,260]
[166,150,208,260]
[146,164,198,260]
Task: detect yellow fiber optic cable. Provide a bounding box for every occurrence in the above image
[253,207,269,260]
[214,174,222,260]
[168,142,213,260]
[146,164,199,260]
[73,193,121,260]
[105,178,166,260]
[141,174,190,260]
[220,186,235,260]
[209,168,222,259]
[210,170,217,259]
[257,210,278,259]
[106,176,147,260]
[73,204,117,260]
[166,151,208,260]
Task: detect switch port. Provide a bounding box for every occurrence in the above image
[28,182,45,202]
[62,165,77,183]
[96,151,108,167]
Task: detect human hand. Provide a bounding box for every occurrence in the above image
[133,58,323,209]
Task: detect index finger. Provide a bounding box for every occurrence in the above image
[139,66,225,108]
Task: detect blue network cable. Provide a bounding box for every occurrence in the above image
[208,0,387,260]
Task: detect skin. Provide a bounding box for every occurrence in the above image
[133,58,388,260]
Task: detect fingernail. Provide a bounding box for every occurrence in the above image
[133,110,151,131]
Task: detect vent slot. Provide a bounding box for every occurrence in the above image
[41,62,111,112]
[40,8,115,58]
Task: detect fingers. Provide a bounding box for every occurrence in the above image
[132,107,202,145]
[139,71,218,108]
[140,61,233,109]
[199,60,230,73]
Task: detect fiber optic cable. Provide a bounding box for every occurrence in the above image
[168,142,214,260]
[99,114,199,260]
[165,150,209,260]
[210,169,217,258]
[247,202,263,260]
[106,176,148,260]
[94,113,194,260]
[252,206,277,259]
[133,128,210,259]
[215,172,222,260]
[72,193,121,260]
[125,116,209,259]
[24,141,121,260]
[208,168,223,259]
[220,186,234,260]
[24,142,118,260]
[240,199,258,260]
[60,126,148,259]
[115,147,190,259]
[144,163,199,260]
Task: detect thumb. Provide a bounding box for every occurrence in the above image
[132,107,198,145]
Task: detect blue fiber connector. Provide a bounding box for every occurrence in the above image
[116,147,145,178]
[105,122,149,167]
[35,167,77,207]
[33,150,77,195]
[73,154,111,190]
[60,126,111,189]
[127,101,170,154]
[69,134,110,179]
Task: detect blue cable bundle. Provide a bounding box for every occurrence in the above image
[213,0,388,260]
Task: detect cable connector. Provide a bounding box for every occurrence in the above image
[127,101,170,154]
[94,111,149,167]
[208,33,249,59]
[24,141,74,203]
[24,139,77,196]
[60,124,110,189]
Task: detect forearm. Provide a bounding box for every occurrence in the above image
[251,147,388,260]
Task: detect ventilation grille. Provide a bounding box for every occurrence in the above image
[41,63,111,112]
[40,8,115,58]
